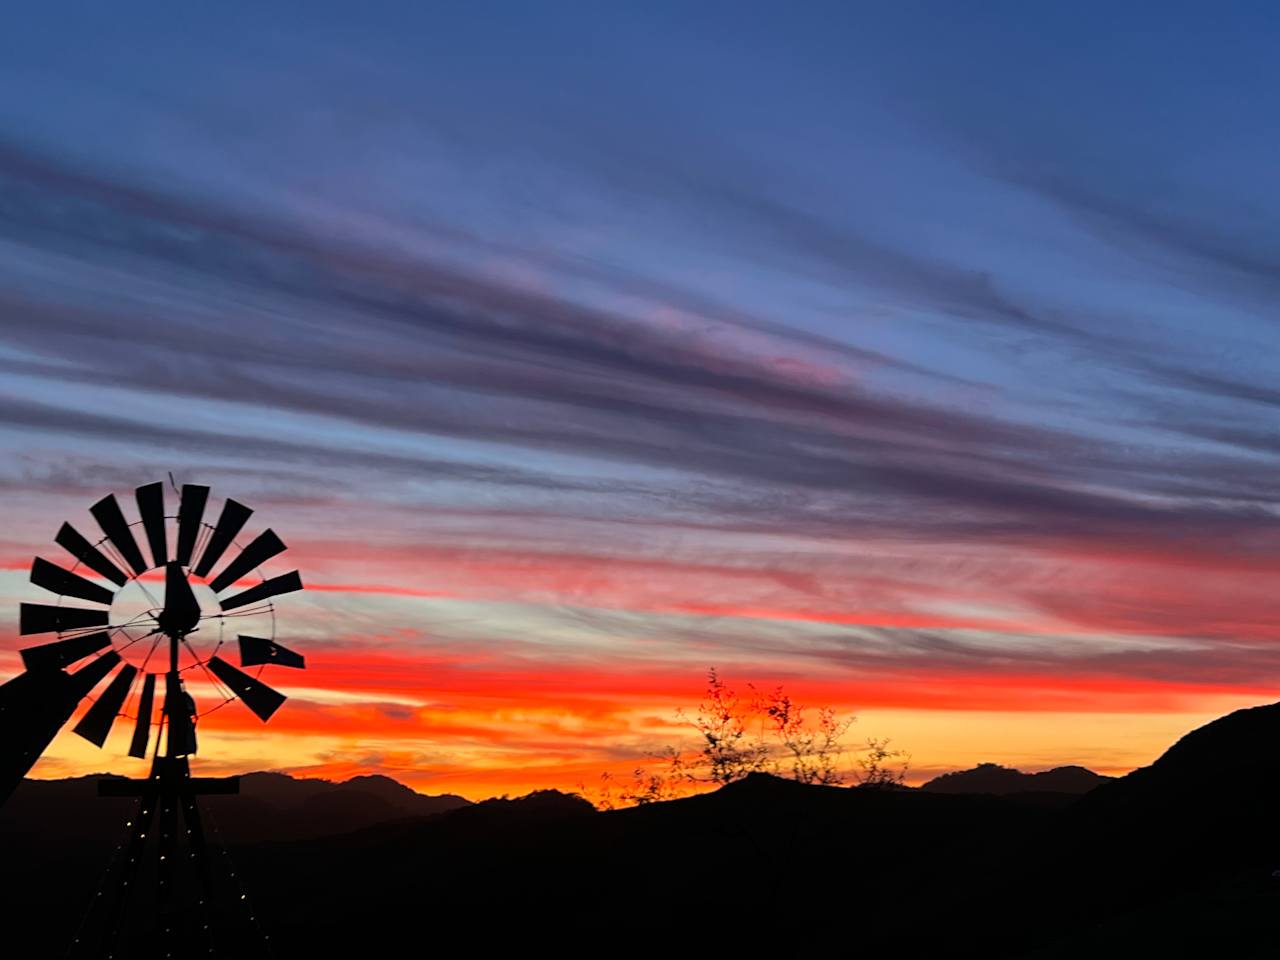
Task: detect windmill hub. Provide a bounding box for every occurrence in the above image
[154,562,204,639]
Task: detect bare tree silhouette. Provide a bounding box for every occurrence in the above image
[676,668,773,786]
[854,736,911,788]
[754,684,852,786]
[585,668,888,808]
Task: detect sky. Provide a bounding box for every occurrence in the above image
[4,2,1280,799]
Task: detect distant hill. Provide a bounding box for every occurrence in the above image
[0,770,470,843]
[921,762,1111,795]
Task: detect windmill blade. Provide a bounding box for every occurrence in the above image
[209,529,286,593]
[128,674,156,759]
[192,498,252,578]
[19,603,109,635]
[20,631,113,671]
[175,484,210,567]
[207,656,286,721]
[90,494,148,576]
[135,482,168,568]
[239,635,306,669]
[219,571,303,611]
[30,557,115,606]
[55,522,128,587]
[67,651,123,700]
[72,664,137,747]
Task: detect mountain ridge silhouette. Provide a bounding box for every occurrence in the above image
[7,702,1280,957]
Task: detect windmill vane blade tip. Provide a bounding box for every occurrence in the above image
[55,522,128,586]
[238,635,306,669]
[20,602,110,635]
[72,663,137,747]
[208,528,287,593]
[175,483,210,567]
[135,481,168,567]
[90,494,148,576]
[193,498,253,577]
[208,655,287,722]
[20,631,112,671]
[30,557,115,605]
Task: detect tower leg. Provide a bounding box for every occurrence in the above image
[79,785,157,959]
[75,664,239,957]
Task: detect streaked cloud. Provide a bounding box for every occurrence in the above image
[4,2,1280,796]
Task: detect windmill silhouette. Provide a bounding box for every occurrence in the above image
[0,479,306,956]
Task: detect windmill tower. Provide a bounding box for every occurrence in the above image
[0,480,307,956]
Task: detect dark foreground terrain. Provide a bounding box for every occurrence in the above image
[5,703,1280,958]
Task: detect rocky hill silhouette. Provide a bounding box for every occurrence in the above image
[1082,700,1280,814]
[989,701,1280,957]
[922,762,1111,795]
